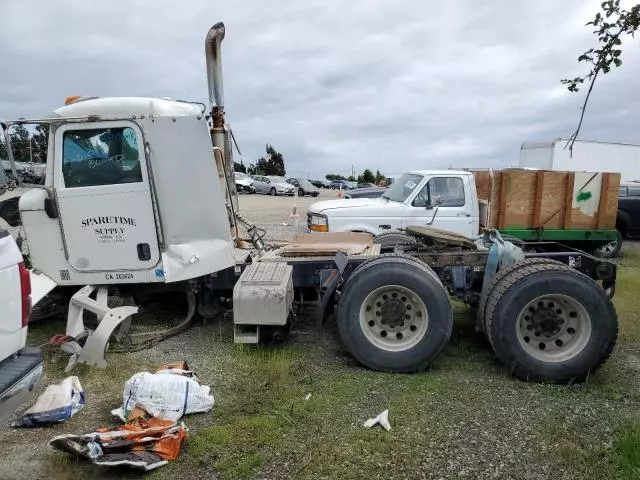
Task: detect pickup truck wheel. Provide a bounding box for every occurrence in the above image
[593,230,623,258]
[485,262,617,383]
[373,232,417,253]
[337,255,452,372]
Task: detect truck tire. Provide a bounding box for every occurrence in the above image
[373,232,417,253]
[593,230,623,258]
[484,261,618,383]
[337,255,452,372]
[477,258,558,336]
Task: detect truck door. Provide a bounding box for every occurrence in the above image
[53,121,160,272]
[401,175,474,236]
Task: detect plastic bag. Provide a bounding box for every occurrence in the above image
[117,370,214,422]
[13,376,85,427]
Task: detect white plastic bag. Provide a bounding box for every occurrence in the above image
[119,371,214,421]
[13,376,85,427]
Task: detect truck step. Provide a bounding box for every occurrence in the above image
[234,324,260,343]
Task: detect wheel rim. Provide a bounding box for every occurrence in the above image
[516,294,592,363]
[596,238,618,255]
[359,285,429,352]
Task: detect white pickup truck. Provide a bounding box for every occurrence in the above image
[307,170,481,237]
[0,228,43,422]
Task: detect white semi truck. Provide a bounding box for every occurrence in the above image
[0,22,620,384]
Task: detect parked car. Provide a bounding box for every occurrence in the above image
[286,178,320,197]
[252,175,295,196]
[344,186,387,199]
[234,172,255,193]
[595,182,640,257]
[329,180,356,190]
[310,179,330,189]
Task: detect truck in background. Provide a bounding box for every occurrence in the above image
[0,229,44,423]
[307,168,621,256]
[519,139,640,182]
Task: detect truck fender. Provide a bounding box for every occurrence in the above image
[30,270,57,306]
[337,223,380,235]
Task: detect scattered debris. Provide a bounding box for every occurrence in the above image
[113,361,214,422]
[49,408,187,472]
[12,376,84,427]
[363,409,391,431]
[304,393,312,401]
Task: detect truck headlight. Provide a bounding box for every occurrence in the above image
[309,213,328,232]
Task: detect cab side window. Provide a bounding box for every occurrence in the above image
[413,177,465,207]
[62,127,142,188]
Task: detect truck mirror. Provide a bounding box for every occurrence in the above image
[44,197,59,219]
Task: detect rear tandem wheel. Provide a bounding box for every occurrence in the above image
[483,260,618,383]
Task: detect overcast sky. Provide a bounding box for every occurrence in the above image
[1,0,638,178]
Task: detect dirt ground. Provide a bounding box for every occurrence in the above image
[1,190,639,480]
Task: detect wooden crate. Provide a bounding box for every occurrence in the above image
[471,169,620,230]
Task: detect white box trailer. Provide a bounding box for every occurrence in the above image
[519,139,640,182]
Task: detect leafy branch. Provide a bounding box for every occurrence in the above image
[562,0,640,152]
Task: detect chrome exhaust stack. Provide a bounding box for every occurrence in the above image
[205,22,225,111]
[205,22,239,229]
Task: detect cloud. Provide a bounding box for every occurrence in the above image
[1,0,638,178]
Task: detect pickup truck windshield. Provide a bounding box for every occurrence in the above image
[382,173,424,202]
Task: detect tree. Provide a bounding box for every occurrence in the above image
[347,175,356,182]
[31,124,49,163]
[233,161,246,173]
[252,144,286,176]
[325,173,346,181]
[9,125,31,162]
[562,1,640,151]
[375,170,386,184]
[357,168,376,184]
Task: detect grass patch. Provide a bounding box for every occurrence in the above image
[615,421,640,480]
[613,270,640,345]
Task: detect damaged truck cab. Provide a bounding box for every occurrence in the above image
[16,97,235,289]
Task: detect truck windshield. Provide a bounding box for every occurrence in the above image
[382,173,424,202]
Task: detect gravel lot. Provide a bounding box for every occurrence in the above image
[0,189,638,480]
